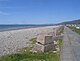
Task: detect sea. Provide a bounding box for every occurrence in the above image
[0,25,53,32]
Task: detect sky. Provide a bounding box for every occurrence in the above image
[0,0,80,24]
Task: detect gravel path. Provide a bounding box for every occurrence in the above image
[60,27,75,61]
[60,26,80,61]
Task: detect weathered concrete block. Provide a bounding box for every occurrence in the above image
[37,33,53,45]
[33,33,55,52]
[55,26,64,36]
[43,43,55,52]
[32,43,55,52]
[32,26,64,52]
[47,32,55,36]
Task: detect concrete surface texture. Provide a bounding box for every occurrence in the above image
[60,26,80,61]
[37,34,53,44]
[33,34,54,52]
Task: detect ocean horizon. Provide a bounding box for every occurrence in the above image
[0,24,54,32]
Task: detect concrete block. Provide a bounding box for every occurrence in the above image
[37,34,53,45]
[32,43,55,52]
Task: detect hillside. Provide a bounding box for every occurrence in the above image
[59,19,80,24]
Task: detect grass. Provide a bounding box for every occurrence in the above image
[68,26,80,35]
[30,38,37,44]
[0,52,59,61]
[58,39,63,48]
[0,37,62,61]
[55,39,62,49]
[55,39,63,58]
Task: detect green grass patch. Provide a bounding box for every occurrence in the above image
[0,38,63,61]
[55,39,63,54]
[58,39,63,48]
[30,38,37,44]
[68,26,80,35]
[0,51,59,61]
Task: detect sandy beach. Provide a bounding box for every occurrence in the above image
[0,26,60,56]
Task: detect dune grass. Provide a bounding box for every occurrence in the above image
[0,37,63,61]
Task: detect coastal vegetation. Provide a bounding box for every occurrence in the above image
[0,37,63,61]
[68,26,80,35]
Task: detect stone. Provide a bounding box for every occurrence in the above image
[32,33,55,52]
[32,43,55,52]
[37,33,53,45]
[53,51,57,53]
[32,26,64,52]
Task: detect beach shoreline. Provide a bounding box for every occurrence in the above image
[0,26,53,32]
[0,26,60,56]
